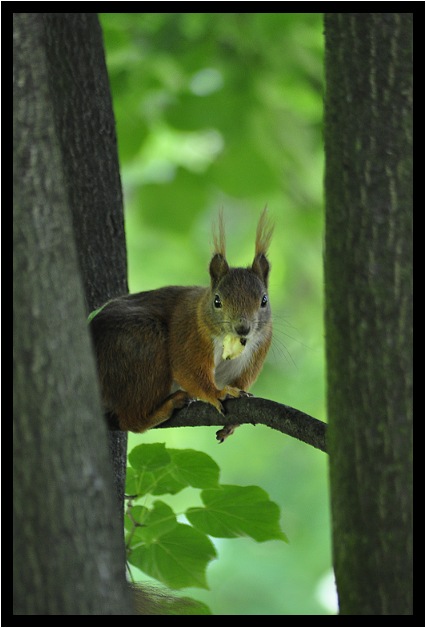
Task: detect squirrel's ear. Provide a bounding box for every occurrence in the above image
[252,253,271,286]
[210,253,229,288]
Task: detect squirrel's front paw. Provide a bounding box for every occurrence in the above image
[237,390,253,398]
[221,388,253,401]
[219,386,253,401]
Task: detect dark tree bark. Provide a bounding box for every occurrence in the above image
[42,13,128,311]
[324,13,412,615]
[41,12,129,510]
[13,13,132,615]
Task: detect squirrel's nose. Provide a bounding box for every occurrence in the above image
[235,319,250,337]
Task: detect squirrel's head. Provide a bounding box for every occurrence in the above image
[208,208,273,340]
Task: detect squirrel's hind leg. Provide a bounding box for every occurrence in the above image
[137,390,191,432]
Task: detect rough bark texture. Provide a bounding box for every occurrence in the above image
[41,12,129,511]
[13,13,132,615]
[42,13,128,312]
[324,13,412,615]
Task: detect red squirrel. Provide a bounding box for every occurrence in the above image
[90,209,273,441]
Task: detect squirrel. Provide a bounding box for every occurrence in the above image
[90,209,273,441]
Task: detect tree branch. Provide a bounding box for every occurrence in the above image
[154,396,327,453]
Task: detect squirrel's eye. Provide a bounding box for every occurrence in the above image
[261,294,268,308]
[214,294,222,308]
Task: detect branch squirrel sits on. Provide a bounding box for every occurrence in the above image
[90,209,273,442]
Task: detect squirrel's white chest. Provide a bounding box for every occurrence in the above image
[212,335,253,388]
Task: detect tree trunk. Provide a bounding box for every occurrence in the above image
[324,13,412,615]
[41,12,130,510]
[13,13,132,615]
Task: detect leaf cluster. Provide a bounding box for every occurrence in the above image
[125,443,287,596]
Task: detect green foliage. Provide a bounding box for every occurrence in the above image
[100,13,324,256]
[186,485,288,543]
[125,444,287,600]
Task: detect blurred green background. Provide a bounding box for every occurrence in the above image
[100,13,334,615]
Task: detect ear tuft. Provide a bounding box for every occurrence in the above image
[212,209,226,257]
[255,206,274,258]
[252,207,273,285]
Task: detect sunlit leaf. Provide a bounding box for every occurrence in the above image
[125,467,157,497]
[166,449,220,489]
[129,523,217,589]
[129,500,178,544]
[186,484,288,542]
[128,443,171,472]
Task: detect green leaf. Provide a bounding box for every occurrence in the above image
[149,469,188,496]
[125,467,157,498]
[131,500,178,544]
[127,443,177,497]
[86,303,107,322]
[159,449,220,490]
[129,523,217,590]
[186,484,288,543]
[127,446,221,496]
[128,443,171,472]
